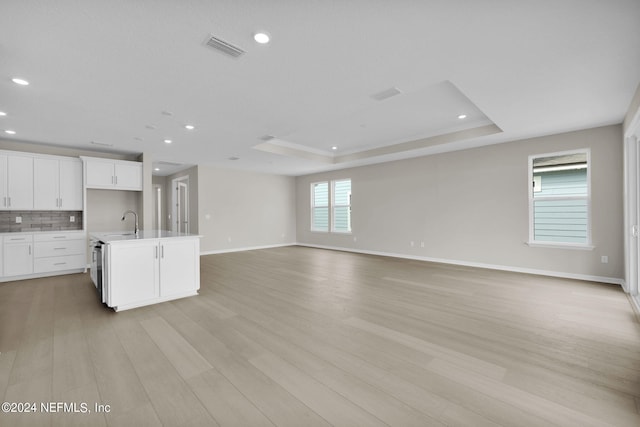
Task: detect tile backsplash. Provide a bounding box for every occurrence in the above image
[0,211,83,232]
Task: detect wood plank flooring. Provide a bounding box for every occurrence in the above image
[1,246,639,426]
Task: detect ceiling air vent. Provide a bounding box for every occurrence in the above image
[259,134,275,141]
[371,87,402,101]
[157,161,182,167]
[205,34,245,58]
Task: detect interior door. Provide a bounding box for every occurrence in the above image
[176,181,189,233]
[153,184,162,230]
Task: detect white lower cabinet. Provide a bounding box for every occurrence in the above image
[1,232,86,281]
[3,235,34,277]
[105,237,200,311]
[33,233,86,274]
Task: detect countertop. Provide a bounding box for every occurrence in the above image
[90,230,202,243]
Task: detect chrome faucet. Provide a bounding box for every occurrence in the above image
[121,210,139,235]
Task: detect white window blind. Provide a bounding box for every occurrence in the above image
[311,182,329,231]
[332,179,351,233]
[529,150,590,246]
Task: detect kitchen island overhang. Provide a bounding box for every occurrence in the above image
[91,230,201,312]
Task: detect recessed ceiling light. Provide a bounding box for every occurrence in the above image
[164,139,172,144]
[0,111,6,116]
[145,124,156,130]
[12,78,29,86]
[254,32,270,44]
[458,114,467,119]
[184,124,195,130]
[5,130,16,135]
[154,168,160,171]
[228,156,240,161]
[331,146,338,150]
[161,110,173,116]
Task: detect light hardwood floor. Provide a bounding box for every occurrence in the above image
[1,246,639,426]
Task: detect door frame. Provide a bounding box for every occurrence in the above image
[623,109,640,311]
[171,175,189,233]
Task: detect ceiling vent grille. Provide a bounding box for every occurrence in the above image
[205,34,245,58]
[371,87,402,101]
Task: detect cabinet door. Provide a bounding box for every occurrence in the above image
[59,159,83,209]
[3,242,33,276]
[0,155,7,209]
[85,160,115,188]
[107,241,159,307]
[33,158,59,210]
[159,238,199,297]
[7,155,33,209]
[114,162,142,190]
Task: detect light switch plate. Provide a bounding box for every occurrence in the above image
[15,216,22,224]
[70,215,75,222]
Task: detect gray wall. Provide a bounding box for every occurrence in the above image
[296,125,624,282]
[197,166,296,253]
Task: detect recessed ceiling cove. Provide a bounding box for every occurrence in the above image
[254,81,501,163]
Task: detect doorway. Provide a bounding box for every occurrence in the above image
[624,114,640,311]
[152,184,162,230]
[172,176,189,233]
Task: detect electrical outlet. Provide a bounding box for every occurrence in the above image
[15,216,21,224]
[601,255,609,264]
[70,215,75,222]
[410,241,414,247]
[420,241,425,248]
[353,236,357,242]
[227,237,232,243]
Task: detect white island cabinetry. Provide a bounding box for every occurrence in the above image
[98,231,200,311]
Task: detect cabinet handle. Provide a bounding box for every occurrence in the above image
[9,237,26,241]
[29,245,31,255]
[7,197,10,207]
[54,247,67,250]
[3,197,6,207]
[53,236,66,239]
[115,176,118,185]
[59,198,62,207]
[154,246,158,259]
[54,262,67,266]
[161,245,164,258]
[111,176,114,184]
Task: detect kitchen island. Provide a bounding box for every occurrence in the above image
[91,230,201,312]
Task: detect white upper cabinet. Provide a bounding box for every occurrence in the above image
[59,159,83,209]
[0,154,34,210]
[34,157,83,210]
[83,157,142,191]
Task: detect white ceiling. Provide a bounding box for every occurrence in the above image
[1,0,639,176]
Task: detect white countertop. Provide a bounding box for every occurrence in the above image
[0,230,85,237]
[90,230,201,243]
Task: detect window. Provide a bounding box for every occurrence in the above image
[529,150,590,246]
[332,179,352,233]
[311,182,329,231]
[311,179,351,233]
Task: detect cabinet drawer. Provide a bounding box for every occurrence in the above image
[3,235,33,243]
[34,232,85,242]
[34,254,86,273]
[34,239,85,258]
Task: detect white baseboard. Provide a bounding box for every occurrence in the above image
[200,243,295,256]
[295,243,625,286]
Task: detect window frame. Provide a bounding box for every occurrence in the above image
[331,179,352,234]
[527,148,593,249]
[310,181,329,232]
[310,179,352,234]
